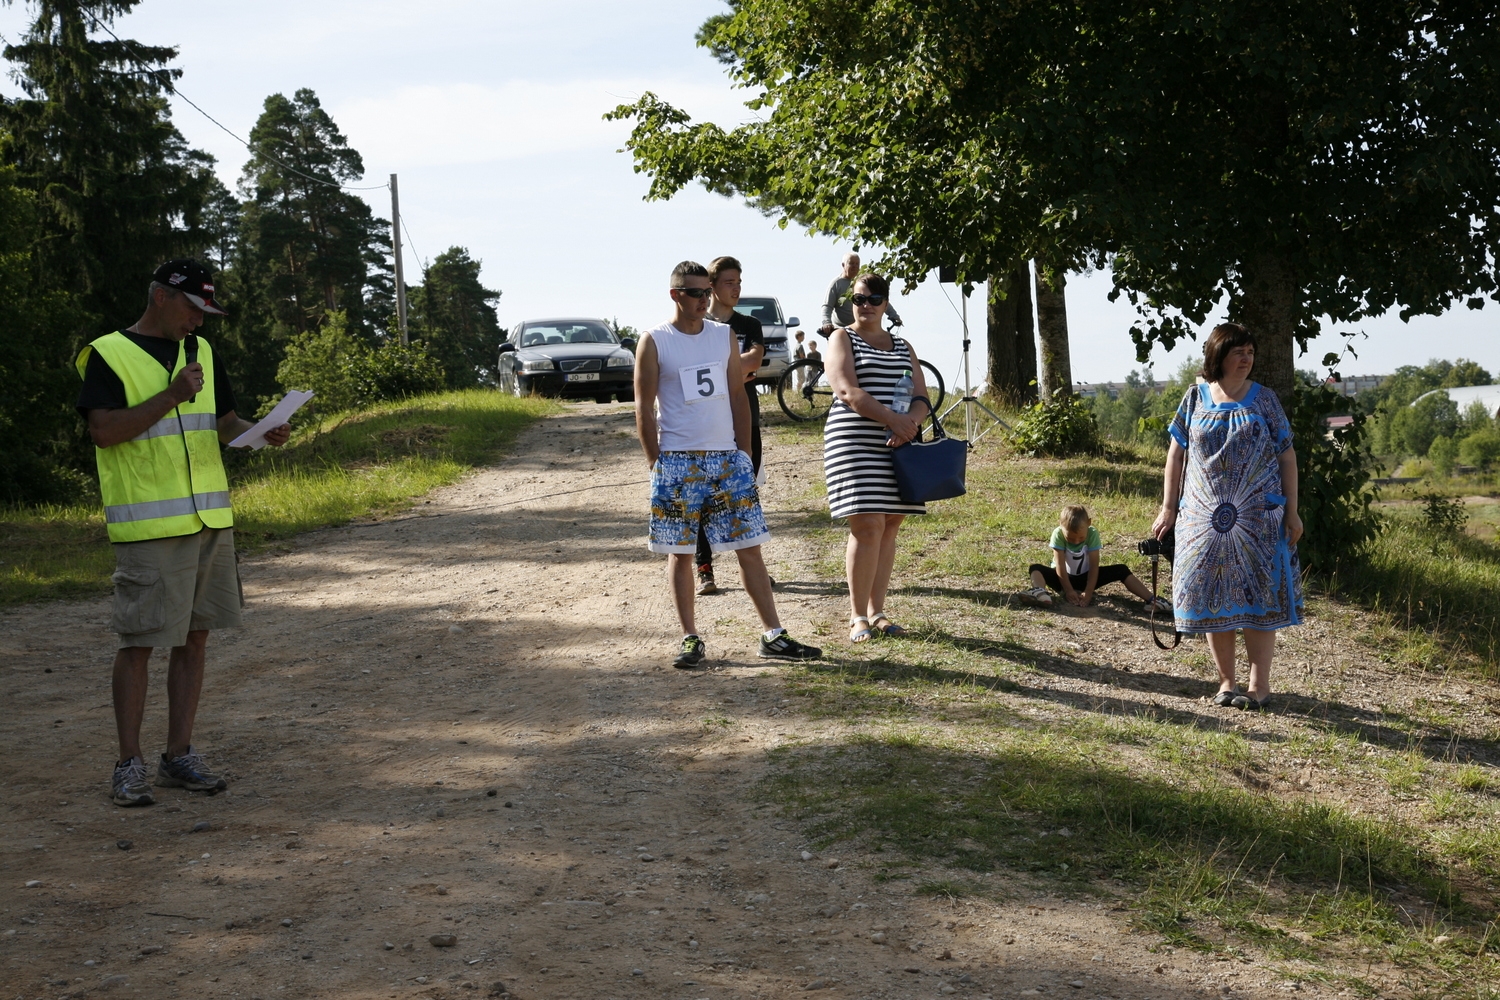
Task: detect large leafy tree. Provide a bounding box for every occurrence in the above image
[227,89,393,405]
[1,0,220,327]
[610,1,1500,403]
[409,247,504,388]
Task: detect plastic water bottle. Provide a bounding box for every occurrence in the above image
[891,369,913,414]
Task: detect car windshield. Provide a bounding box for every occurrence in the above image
[517,322,618,347]
[735,298,783,325]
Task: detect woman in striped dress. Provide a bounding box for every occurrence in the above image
[823,273,932,643]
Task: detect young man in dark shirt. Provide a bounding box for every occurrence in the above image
[696,256,767,596]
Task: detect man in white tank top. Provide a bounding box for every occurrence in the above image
[634,261,822,669]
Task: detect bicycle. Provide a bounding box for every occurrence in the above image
[777,350,946,422]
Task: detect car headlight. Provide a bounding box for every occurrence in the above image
[606,354,633,368]
[520,359,555,372]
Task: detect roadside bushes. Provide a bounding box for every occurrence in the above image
[276,311,446,416]
[1290,380,1382,575]
[1008,393,1100,457]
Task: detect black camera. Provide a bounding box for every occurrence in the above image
[1137,532,1175,561]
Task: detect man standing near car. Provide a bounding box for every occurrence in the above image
[635,260,821,668]
[695,255,765,596]
[820,252,902,335]
[75,260,290,807]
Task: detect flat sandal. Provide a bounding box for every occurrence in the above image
[870,613,907,637]
[849,616,874,643]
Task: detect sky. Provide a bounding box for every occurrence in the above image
[1,0,1495,386]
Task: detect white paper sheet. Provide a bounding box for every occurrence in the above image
[228,390,314,449]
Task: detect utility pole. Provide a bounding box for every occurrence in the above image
[390,173,409,345]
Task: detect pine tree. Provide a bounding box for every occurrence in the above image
[409,247,503,388]
[228,89,393,405]
[1,0,220,327]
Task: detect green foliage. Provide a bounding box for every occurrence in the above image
[1419,494,1469,536]
[1008,394,1100,458]
[1290,381,1381,574]
[0,3,220,500]
[610,2,1500,402]
[346,343,446,406]
[225,88,394,404]
[1,0,222,325]
[409,247,504,388]
[1427,435,1458,479]
[1387,391,1459,458]
[274,310,368,414]
[1458,429,1500,471]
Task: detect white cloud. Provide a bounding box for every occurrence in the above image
[334,78,761,169]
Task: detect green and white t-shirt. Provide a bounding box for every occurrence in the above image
[1049,525,1102,577]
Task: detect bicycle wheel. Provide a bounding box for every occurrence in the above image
[919,360,947,415]
[777,358,836,422]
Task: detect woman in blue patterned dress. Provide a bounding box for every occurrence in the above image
[1150,323,1304,711]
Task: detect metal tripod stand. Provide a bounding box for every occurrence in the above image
[939,282,1010,443]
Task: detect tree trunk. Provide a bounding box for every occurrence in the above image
[1034,254,1073,400]
[1234,253,1296,405]
[985,265,1037,407]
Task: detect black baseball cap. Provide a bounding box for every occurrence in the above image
[152,259,227,315]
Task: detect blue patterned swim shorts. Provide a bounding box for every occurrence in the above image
[648,450,770,554]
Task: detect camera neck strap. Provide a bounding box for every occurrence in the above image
[1148,556,1182,650]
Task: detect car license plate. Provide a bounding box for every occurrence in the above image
[565,373,600,382]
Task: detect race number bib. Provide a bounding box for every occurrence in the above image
[678,361,727,403]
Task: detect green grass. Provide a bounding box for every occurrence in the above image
[0,389,557,604]
[758,420,1500,994]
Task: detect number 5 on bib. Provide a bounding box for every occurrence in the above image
[679,361,727,403]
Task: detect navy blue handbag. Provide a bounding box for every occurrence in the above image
[891,410,967,503]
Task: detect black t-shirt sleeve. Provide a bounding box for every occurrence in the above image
[211,349,237,419]
[75,342,238,420]
[76,350,130,418]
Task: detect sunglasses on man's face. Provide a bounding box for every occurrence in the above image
[852,293,886,306]
[672,286,713,299]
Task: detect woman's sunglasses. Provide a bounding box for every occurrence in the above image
[851,293,886,306]
[672,286,713,299]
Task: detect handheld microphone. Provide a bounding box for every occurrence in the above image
[185,334,200,404]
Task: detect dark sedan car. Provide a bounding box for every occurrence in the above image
[497,318,636,402]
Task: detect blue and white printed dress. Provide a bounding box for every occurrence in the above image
[1170,382,1303,633]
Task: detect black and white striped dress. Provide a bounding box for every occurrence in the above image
[822,328,927,519]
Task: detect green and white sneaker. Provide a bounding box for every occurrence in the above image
[155,746,228,792]
[673,635,707,669]
[111,756,155,807]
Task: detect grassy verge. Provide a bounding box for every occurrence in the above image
[0,390,557,604]
[758,419,1500,995]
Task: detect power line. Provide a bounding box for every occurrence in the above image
[80,11,388,193]
[401,216,425,271]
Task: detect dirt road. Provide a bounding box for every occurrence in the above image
[2,404,1363,999]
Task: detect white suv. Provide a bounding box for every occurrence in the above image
[734,296,800,387]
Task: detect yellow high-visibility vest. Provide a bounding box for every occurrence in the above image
[76,332,234,543]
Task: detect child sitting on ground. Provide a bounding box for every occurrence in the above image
[1019,504,1171,611]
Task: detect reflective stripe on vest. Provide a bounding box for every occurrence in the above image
[104,492,233,525]
[78,332,234,543]
[132,411,219,441]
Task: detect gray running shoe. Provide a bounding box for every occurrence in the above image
[111,756,155,807]
[673,635,707,669]
[155,746,228,791]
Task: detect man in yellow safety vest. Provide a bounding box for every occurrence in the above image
[76,260,290,807]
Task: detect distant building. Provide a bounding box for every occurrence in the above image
[1322,374,1386,396]
[1411,384,1500,418]
[1075,380,1169,400]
